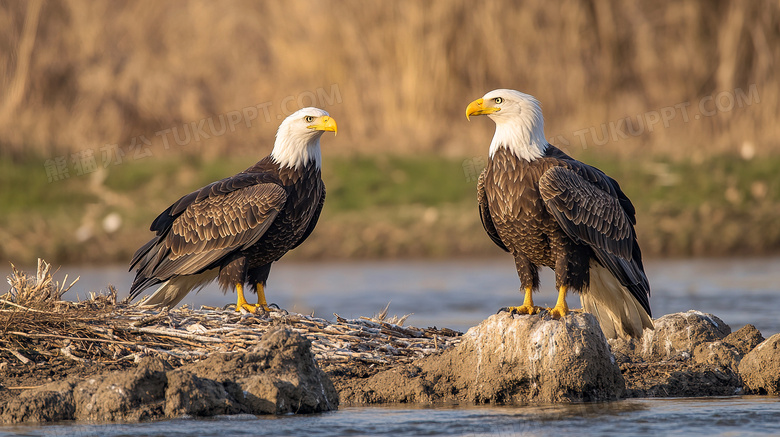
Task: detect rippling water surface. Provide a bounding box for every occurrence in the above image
[3,397,780,436]
[2,258,779,435]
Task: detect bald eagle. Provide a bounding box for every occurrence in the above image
[466,89,652,339]
[128,107,337,313]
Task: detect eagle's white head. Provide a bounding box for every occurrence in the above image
[466,89,548,161]
[271,107,337,169]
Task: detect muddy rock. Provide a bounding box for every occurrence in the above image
[1,358,171,424]
[739,333,780,395]
[1,328,338,423]
[0,380,77,423]
[692,341,742,370]
[723,324,765,355]
[73,357,171,422]
[164,370,240,417]
[639,311,730,361]
[693,324,765,372]
[611,311,730,362]
[620,359,742,398]
[609,313,755,398]
[341,312,624,404]
[179,327,339,415]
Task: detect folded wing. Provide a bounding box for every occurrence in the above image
[129,176,286,298]
[538,165,651,316]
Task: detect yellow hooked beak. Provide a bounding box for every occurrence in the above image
[466,98,501,120]
[308,115,338,136]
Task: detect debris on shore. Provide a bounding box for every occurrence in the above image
[2,260,461,368]
[0,260,460,423]
[2,260,779,424]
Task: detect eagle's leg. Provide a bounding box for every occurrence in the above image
[235,283,259,314]
[548,285,569,318]
[500,286,542,315]
[500,256,542,315]
[254,283,274,312]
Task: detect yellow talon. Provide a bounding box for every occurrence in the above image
[254,282,274,313]
[500,286,543,315]
[547,285,569,319]
[237,302,259,313]
[235,283,256,313]
[503,304,542,315]
[234,283,275,314]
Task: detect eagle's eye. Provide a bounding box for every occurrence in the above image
[304,116,315,123]
[494,97,504,104]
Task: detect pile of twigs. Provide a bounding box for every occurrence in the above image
[1,260,461,367]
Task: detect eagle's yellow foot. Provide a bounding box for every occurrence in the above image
[498,286,541,315]
[234,283,276,314]
[236,302,259,314]
[498,305,542,315]
[547,304,569,319]
[547,285,569,319]
[235,303,276,314]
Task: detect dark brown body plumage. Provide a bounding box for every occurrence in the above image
[128,156,324,303]
[478,145,651,322]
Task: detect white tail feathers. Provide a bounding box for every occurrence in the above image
[137,269,218,309]
[580,261,654,339]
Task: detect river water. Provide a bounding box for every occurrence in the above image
[2,257,780,436]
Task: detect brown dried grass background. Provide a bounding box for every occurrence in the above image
[1,0,779,160]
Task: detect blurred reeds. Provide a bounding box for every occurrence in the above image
[2,1,780,264]
[1,0,778,160]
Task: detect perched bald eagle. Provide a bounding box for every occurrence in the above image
[128,107,337,313]
[466,89,652,339]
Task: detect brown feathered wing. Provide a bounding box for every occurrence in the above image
[539,165,652,337]
[129,175,286,299]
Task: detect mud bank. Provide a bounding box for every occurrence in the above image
[331,310,778,404]
[1,328,337,423]
[2,309,779,424]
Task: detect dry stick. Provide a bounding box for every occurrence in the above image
[121,326,223,343]
[6,331,177,348]
[131,311,169,327]
[2,295,461,368]
[0,299,48,313]
[1,347,31,364]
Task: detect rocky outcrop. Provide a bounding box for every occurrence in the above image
[1,381,77,423]
[723,324,765,355]
[171,327,339,415]
[340,311,624,404]
[3,310,776,424]
[335,311,773,404]
[72,356,172,422]
[609,311,731,363]
[739,333,780,395]
[610,311,755,398]
[1,328,338,423]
